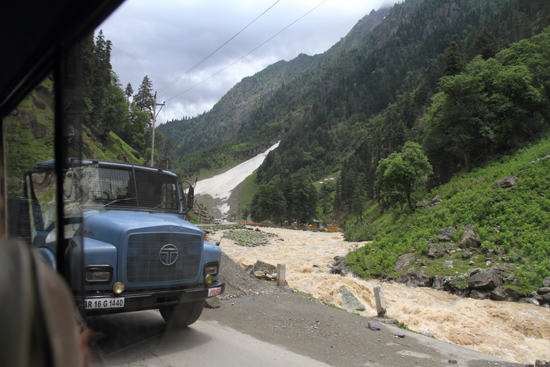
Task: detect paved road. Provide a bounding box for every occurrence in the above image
[88,310,331,367]
[88,291,524,367]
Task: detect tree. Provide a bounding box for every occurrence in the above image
[125,83,133,104]
[292,170,317,224]
[444,41,465,76]
[134,75,154,117]
[375,142,432,211]
[468,27,497,61]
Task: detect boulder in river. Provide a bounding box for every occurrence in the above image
[396,268,431,287]
[467,269,503,290]
[490,286,509,301]
[519,298,540,306]
[340,286,365,313]
[470,289,491,300]
[329,256,349,276]
[252,260,277,277]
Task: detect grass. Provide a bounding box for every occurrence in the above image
[346,135,550,294]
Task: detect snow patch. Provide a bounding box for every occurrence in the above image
[195,142,280,215]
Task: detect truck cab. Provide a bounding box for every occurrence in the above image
[25,158,224,326]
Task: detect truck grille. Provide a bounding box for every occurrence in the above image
[126,233,201,284]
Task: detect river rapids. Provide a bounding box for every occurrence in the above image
[211,227,550,365]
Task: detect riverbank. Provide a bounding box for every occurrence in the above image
[209,227,550,365]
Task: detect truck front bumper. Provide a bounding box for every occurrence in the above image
[77,280,225,316]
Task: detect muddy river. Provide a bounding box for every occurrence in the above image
[211,227,550,365]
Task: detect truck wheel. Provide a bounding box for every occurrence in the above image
[160,300,205,327]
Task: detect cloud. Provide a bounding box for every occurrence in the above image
[99,0,399,121]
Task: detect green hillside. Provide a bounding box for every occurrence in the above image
[346,135,550,294]
[5,77,143,196]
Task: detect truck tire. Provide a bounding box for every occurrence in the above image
[160,300,205,327]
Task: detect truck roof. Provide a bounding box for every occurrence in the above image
[34,158,178,177]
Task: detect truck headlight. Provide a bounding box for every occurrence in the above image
[205,274,214,285]
[203,261,219,276]
[113,282,125,294]
[85,266,113,283]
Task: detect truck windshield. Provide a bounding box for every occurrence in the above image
[65,164,181,212]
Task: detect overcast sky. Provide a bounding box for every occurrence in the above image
[98,0,399,123]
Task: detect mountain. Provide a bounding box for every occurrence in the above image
[158,5,399,177]
[162,0,550,206]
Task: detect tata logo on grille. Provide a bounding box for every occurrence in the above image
[159,244,178,266]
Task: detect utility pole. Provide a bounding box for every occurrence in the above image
[151,92,165,167]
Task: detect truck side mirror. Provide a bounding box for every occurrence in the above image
[187,186,194,211]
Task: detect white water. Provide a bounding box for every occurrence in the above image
[211,228,550,365]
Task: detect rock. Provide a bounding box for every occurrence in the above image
[470,289,491,300]
[467,269,503,290]
[329,256,349,276]
[340,286,365,313]
[432,275,448,290]
[543,276,550,287]
[438,227,457,242]
[519,298,540,306]
[505,288,521,302]
[396,268,432,287]
[205,296,221,308]
[541,293,550,302]
[442,261,453,269]
[373,317,399,325]
[459,226,481,248]
[416,195,442,208]
[537,287,550,295]
[394,252,415,272]
[462,252,472,259]
[469,261,475,265]
[427,243,446,258]
[367,321,381,331]
[535,360,550,367]
[253,260,277,275]
[492,176,519,189]
[416,200,432,208]
[394,332,405,338]
[490,286,508,301]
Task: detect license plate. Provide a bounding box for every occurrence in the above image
[208,287,221,297]
[84,297,125,309]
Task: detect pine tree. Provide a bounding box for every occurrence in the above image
[444,41,465,76]
[134,75,154,118]
[468,27,497,60]
[125,83,133,104]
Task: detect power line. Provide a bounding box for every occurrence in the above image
[165,0,329,102]
[157,0,281,94]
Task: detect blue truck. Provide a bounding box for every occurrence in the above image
[22,158,224,327]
